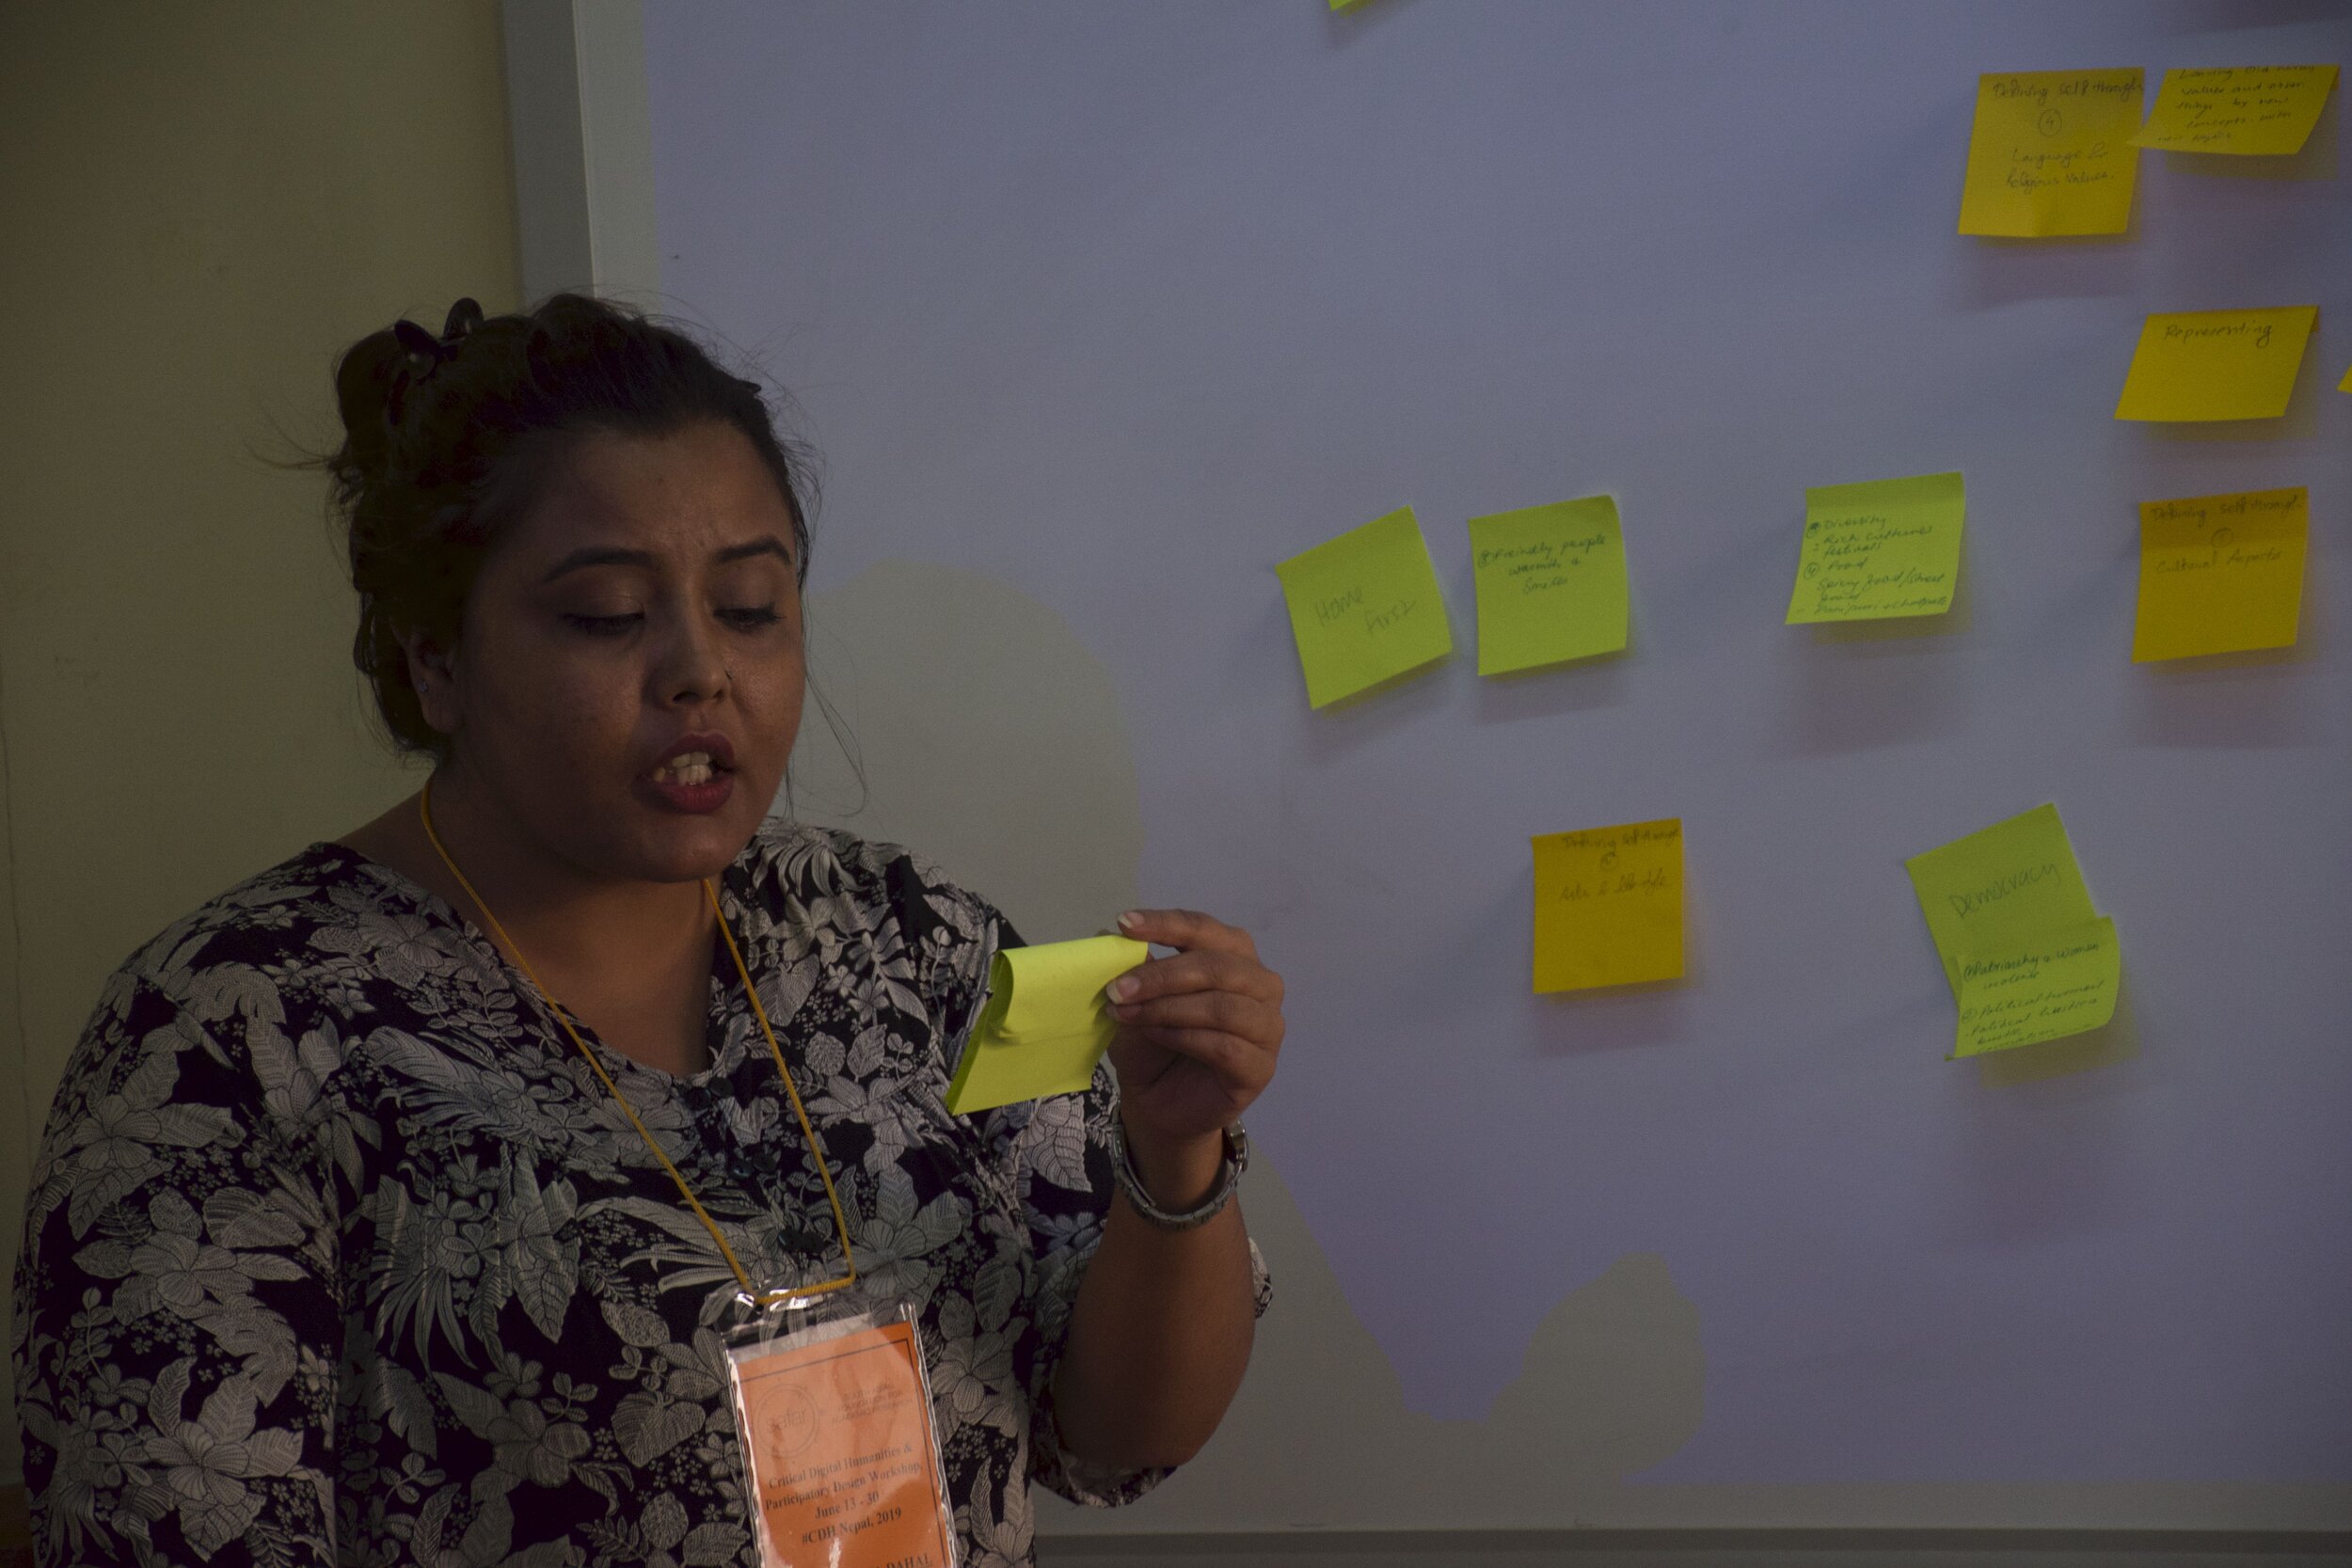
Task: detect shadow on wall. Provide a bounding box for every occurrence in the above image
[793,561,1706,1529]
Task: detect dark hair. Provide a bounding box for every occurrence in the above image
[325,293,818,761]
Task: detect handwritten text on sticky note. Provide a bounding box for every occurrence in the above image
[1956,918,2122,1057]
[1786,471,1965,624]
[1532,818,1685,993]
[944,935,1148,1116]
[1959,70,2143,236]
[2133,487,2308,661]
[1277,507,1454,708]
[1470,496,1629,675]
[2129,65,2338,155]
[2115,306,2317,420]
[1905,802,2098,996]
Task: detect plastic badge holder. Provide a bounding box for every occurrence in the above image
[726,1296,959,1568]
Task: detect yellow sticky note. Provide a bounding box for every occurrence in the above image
[2129,65,2339,155]
[1276,506,1453,708]
[2340,360,2350,393]
[1954,918,2122,1058]
[1959,70,2144,237]
[2133,487,2309,661]
[1470,496,1629,675]
[1532,819,1684,993]
[943,935,1148,1116]
[1905,803,2098,997]
[1786,471,1965,624]
[2115,306,2317,420]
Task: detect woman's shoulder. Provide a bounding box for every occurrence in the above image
[108,840,392,1002]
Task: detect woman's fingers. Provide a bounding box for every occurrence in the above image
[1117,907,1259,960]
[1106,947,1281,1009]
[1110,987,1281,1046]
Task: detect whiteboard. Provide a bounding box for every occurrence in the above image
[630,0,2352,1530]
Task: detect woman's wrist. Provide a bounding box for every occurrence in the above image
[1116,1116,1229,1213]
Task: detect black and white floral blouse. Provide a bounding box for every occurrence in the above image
[12,819,1266,1567]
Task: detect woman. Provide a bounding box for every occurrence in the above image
[11,294,1282,1566]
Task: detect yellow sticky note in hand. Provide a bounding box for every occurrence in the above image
[1955,918,2122,1058]
[1786,471,1965,624]
[943,935,1149,1116]
[2115,306,2317,420]
[1276,506,1453,708]
[1905,802,2098,998]
[2129,64,2339,155]
[1959,70,2144,237]
[1470,496,1629,675]
[2133,487,2309,661]
[1532,819,1684,993]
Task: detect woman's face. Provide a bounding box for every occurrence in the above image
[414,420,805,886]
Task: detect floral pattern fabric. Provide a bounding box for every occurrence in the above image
[12,820,1265,1567]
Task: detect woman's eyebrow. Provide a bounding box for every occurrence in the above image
[538,535,794,585]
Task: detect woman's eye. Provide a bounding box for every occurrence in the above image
[722,605,783,629]
[564,612,640,636]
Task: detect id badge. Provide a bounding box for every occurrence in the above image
[725,1299,959,1568]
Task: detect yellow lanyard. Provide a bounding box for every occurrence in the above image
[418,779,856,1306]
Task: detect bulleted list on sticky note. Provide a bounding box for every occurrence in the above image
[2129,64,2338,155]
[2115,306,2317,420]
[1786,471,1965,624]
[944,934,1149,1116]
[2133,487,2308,661]
[1959,69,2143,237]
[1904,803,2120,1058]
[1470,496,1629,676]
[1532,818,1684,993]
[1276,506,1453,709]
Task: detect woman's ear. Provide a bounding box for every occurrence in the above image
[397,627,462,738]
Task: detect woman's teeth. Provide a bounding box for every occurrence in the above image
[654,752,717,785]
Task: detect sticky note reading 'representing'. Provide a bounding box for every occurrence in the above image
[1276,507,1453,708]
[2134,487,2309,661]
[2115,307,2317,420]
[2129,65,2339,155]
[944,935,1148,1116]
[1786,472,1965,625]
[1469,496,1629,675]
[1532,819,1684,993]
[1905,803,2120,1058]
[1959,70,2144,237]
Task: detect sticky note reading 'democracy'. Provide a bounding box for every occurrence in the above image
[2115,307,2317,421]
[1532,819,1684,994]
[944,935,1148,1116]
[2129,65,2339,155]
[2134,487,2309,662]
[1786,471,1964,625]
[1959,69,2143,237]
[1905,803,2120,1058]
[1469,496,1629,675]
[1277,506,1453,708]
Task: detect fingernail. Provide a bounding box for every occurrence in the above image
[1116,911,1141,932]
[1106,976,1136,1002]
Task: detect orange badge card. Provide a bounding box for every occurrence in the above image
[733,1319,955,1568]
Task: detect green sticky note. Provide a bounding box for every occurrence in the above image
[1470,496,1629,675]
[1787,471,1965,624]
[1904,803,2097,996]
[1953,917,2121,1058]
[1276,506,1454,708]
[944,935,1148,1116]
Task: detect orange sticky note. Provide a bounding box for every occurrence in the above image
[1532,819,1684,993]
[2115,307,2317,420]
[734,1320,955,1568]
[2132,488,2309,661]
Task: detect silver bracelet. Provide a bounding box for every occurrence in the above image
[1112,1120,1248,1231]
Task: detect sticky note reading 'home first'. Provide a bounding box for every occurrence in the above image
[2129,65,2338,155]
[2115,307,2317,420]
[944,935,1148,1116]
[1276,507,1453,708]
[1786,472,1965,624]
[1959,70,2143,237]
[1905,804,2120,1058]
[1469,496,1629,675]
[2133,488,2309,661]
[1532,819,1684,993]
